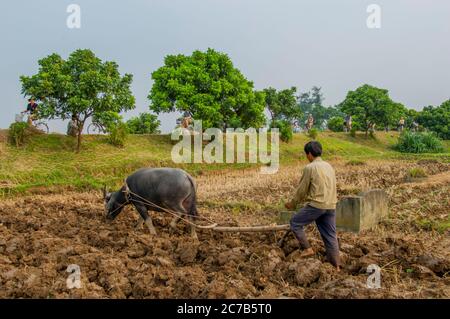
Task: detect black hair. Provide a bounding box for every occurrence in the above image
[304,141,322,157]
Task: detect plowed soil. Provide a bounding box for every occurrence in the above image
[0,160,449,298]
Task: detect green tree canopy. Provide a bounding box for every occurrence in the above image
[126,113,161,134]
[327,116,344,132]
[298,86,324,116]
[148,48,266,129]
[263,86,300,123]
[417,100,450,139]
[20,49,135,151]
[338,84,403,133]
[298,86,343,128]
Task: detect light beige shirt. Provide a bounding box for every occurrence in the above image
[289,157,337,210]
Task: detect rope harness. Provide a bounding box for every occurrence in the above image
[106,181,291,234]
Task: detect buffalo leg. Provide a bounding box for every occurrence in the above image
[133,202,157,235]
[168,201,197,239]
[145,217,157,236]
[190,216,198,240]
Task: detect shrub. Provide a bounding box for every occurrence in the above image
[408,167,427,178]
[126,113,161,134]
[8,122,29,147]
[349,127,357,137]
[395,131,444,153]
[328,116,344,132]
[106,121,128,147]
[421,132,445,152]
[307,127,319,140]
[270,120,292,142]
[352,120,362,131]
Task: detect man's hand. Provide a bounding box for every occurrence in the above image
[285,201,295,210]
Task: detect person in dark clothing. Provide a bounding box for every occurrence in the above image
[284,141,340,270]
[22,98,38,125]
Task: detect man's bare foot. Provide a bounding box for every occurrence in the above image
[299,247,315,258]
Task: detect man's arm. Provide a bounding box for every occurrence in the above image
[286,166,311,209]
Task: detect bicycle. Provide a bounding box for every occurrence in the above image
[16,113,49,133]
[87,122,106,134]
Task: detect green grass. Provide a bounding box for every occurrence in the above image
[408,167,427,178]
[416,216,450,234]
[0,131,448,196]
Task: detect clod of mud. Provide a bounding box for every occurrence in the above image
[414,255,449,276]
[217,247,250,266]
[289,258,322,286]
[175,241,199,264]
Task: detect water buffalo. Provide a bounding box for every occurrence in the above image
[103,168,198,238]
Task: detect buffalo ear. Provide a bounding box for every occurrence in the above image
[105,192,112,202]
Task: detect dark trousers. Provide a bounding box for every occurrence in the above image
[290,205,340,267]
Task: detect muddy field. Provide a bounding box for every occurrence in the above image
[0,159,449,298]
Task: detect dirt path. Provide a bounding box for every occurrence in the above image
[0,160,449,298]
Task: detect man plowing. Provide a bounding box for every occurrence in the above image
[284,141,340,270]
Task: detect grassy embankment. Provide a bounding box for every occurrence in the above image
[0,130,448,196]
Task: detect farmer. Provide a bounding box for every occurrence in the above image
[181,111,193,129]
[22,98,38,126]
[284,141,340,270]
[344,115,352,132]
[292,121,301,133]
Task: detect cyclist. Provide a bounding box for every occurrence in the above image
[22,98,39,126]
[67,114,79,137]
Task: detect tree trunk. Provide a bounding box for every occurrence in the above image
[265,105,274,124]
[76,122,84,153]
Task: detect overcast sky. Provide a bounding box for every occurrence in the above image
[0,0,449,133]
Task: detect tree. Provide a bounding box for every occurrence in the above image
[417,100,450,139]
[263,86,300,122]
[148,48,266,130]
[127,113,161,134]
[406,108,420,127]
[327,116,344,132]
[93,111,123,131]
[338,84,401,135]
[20,49,135,151]
[297,86,341,128]
[298,86,324,115]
